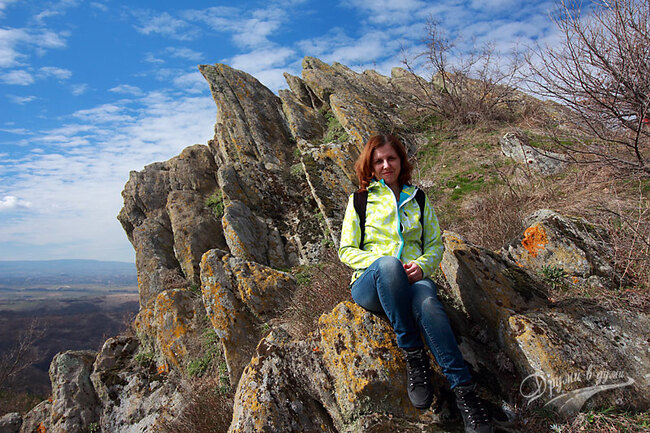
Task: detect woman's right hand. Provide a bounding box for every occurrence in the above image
[403,261,423,283]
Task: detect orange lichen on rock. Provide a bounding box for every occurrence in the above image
[521,224,548,258]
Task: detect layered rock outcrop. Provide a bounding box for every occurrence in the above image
[16,58,649,432]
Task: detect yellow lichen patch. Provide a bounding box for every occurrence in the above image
[506,315,571,377]
[444,232,466,249]
[153,290,194,368]
[318,302,407,414]
[134,308,155,340]
[200,255,236,334]
[521,224,548,258]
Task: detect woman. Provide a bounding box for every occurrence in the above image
[338,134,492,433]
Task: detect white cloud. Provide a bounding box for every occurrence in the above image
[165,47,203,61]
[229,47,296,73]
[0,90,216,261]
[173,71,207,94]
[90,2,108,12]
[0,27,67,68]
[39,66,72,80]
[340,0,428,25]
[109,84,143,95]
[227,47,297,91]
[297,28,404,69]
[182,5,287,49]
[71,84,88,95]
[33,0,81,23]
[0,195,31,210]
[470,0,517,9]
[7,94,36,104]
[132,10,199,41]
[0,28,28,68]
[144,53,165,64]
[232,15,282,49]
[73,103,134,124]
[0,126,31,134]
[1,69,34,85]
[0,0,17,16]
[181,6,241,31]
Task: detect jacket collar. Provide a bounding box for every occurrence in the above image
[368,179,417,196]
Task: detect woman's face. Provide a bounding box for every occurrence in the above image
[372,144,401,189]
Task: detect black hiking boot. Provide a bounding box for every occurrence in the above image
[403,348,434,409]
[454,383,493,433]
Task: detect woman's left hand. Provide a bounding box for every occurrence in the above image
[403,261,423,283]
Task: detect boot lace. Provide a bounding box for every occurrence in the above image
[404,349,430,390]
[456,386,490,427]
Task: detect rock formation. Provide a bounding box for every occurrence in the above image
[14,58,649,432]
[500,131,568,176]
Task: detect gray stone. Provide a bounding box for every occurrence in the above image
[500,131,567,176]
[0,413,21,433]
[91,336,183,433]
[502,209,619,286]
[201,249,296,385]
[19,400,51,433]
[49,350,99,433]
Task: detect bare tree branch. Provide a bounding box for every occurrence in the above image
[526,0,650,175]
[402,17,524,125]
[0,319,45,391]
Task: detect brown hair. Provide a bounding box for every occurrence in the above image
[354,134,413,191]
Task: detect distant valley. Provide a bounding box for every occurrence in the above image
[0,260,139,404]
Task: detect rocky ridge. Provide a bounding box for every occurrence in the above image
[10,58,649,433]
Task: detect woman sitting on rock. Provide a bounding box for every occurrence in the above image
[338,134,492,433]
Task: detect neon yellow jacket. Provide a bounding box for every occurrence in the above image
[338,179,444,283]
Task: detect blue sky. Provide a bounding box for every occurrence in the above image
[0,0,558,262]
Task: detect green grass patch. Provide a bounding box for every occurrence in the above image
[472,141,492,150]
[187,328,224,378]
[538,265,567,290]
[135,351,154,367]
[445,174,486,200]
[205,191,224,219]
[322,110,349,143]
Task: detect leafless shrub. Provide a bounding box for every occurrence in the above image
[594,178,650,291]
[459,188,528,250]
[402,18,524,125]
[525,0,650,175]
[281,248,352,337]
[0,319,45,392]
[158,376,234,433]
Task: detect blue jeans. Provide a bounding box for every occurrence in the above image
[351,256,472,389]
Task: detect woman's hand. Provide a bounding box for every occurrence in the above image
[403,261,423,283]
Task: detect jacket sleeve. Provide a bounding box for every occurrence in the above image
[412,195,444,278]
[338,194,383,270]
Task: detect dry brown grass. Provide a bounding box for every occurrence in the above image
[280,248,353,337]
[161,268,190,290]
[513,407,650,433]
[158,376,234,433]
